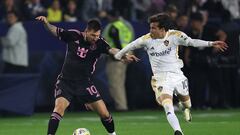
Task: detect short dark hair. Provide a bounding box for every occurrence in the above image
[86,19,101,31]
[148,13,172,31]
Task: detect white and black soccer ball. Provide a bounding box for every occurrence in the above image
[72,128,90,135]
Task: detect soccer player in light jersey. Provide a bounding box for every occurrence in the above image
[115,13,228,135]
[36,16,137,135]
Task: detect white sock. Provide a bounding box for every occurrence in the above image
[163,103,182,132]
[108,132,116,135]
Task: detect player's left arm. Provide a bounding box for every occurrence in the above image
[177,31,228,52]
[114,36,145,60]
[101,38,139,63]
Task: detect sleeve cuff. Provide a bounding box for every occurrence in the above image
[208,41,213,47]
[114,54,122,60]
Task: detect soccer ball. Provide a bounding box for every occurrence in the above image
[72,128,90,135]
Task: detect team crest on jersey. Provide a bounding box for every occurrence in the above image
[90,44,97,50]
[164,40,169,46]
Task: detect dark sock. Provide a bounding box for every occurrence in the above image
[101,115,115,133]
[47,112,63,135]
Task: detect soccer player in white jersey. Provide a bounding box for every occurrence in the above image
[115,13,228,135]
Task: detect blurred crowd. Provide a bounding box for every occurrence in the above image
[0,0,240,23]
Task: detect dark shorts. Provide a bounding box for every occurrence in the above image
[54,77,102,104]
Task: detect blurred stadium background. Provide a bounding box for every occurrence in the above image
[0,0,240,135]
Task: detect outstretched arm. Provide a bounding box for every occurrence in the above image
[187,39,228,52]
[211,41,228,52]
[177,31,228,52]
[35,16,57,36]
[114,37,145,60]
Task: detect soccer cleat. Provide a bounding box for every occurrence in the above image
[174,130,183,135]
[178,102,192,122]
[183,108,192,122]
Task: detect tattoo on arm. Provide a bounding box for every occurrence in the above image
[108,48,120,59]
[109,48,119,55]
[44,22,57,36]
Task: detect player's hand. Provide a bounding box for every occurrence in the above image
[212,41,228,52]
[109,48,120,55]
[35,16,48,24]
[121,54,140,63]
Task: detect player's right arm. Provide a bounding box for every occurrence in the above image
[36,16,81,43]
[35,16,57,36]
[114,36,146,60]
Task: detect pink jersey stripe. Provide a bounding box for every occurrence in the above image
[91,58,98,74]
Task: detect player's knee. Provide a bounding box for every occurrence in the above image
[162,99,174,115]
[54,104,67,115]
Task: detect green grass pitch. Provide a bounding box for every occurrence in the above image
[0,109,240,135]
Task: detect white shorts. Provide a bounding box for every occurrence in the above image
[151,72,189,102]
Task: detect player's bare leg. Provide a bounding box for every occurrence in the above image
[88,100,116,135]
[48,97,70,135]
[158,94,184,135]
[53,97,70,116]
[178,94,192,122]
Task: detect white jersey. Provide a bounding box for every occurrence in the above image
[115,29,213,75]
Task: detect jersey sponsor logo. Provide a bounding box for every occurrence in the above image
[150,47,172,56]
[77,47,88,58]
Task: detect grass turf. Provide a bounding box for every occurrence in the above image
[0,109,240,135]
